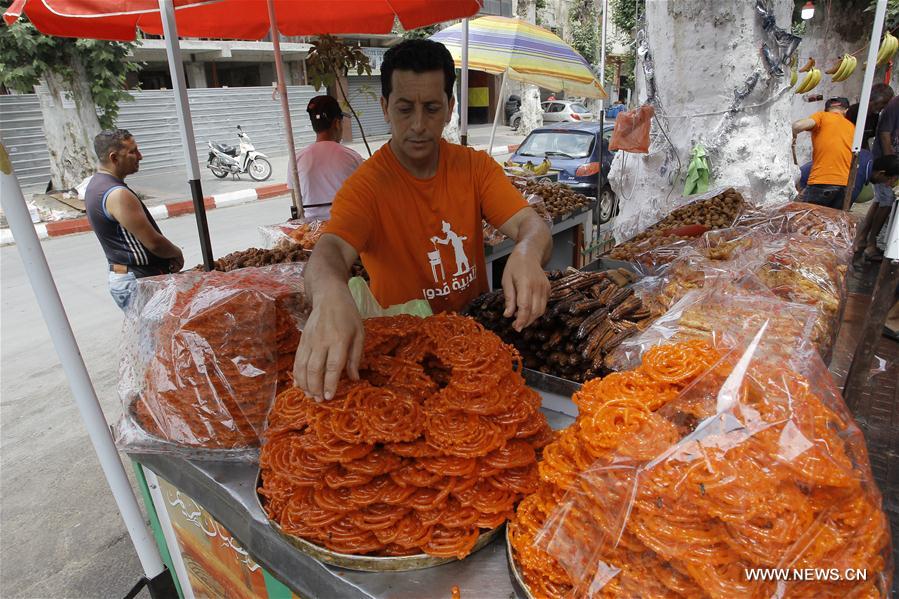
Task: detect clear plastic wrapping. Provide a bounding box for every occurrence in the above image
[510,332,892,598]
[258,218,327,250]
[115,264,309,457]
[607,276,822,373]
[734,201,858,254]
[629,226,850,360]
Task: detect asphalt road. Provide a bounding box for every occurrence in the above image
[0,196,293,598]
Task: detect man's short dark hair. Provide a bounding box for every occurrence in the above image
[380,39,456,102]
[871,83,895,104]
[873,154,899,177]
[94,129,133,162]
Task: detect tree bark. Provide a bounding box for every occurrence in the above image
[36,54,101,191]
[608,0,796,242]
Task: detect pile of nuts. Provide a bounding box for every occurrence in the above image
[515,180,592,220]
[609,188,745,263]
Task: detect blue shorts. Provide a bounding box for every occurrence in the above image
[873,183,896,207]
[108,271,137,310]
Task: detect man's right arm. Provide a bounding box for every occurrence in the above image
[792,117,816,137]
[292,233,364,401]
[106,189,183,269]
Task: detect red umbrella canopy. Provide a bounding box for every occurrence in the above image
[4,0,482,41]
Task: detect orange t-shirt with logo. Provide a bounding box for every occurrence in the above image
[325,140,528,313]
[808,111,855,185]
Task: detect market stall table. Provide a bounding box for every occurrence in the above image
[129,403,575,599]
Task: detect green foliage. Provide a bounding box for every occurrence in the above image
[402,24,439,40]
[304,35,374,156]
[610,0,644,35]
[866,0,899,30]
[569,0,598,63]
[0,14,139,129]
[305,35,372,91]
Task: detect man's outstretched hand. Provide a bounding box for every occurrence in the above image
[292,285,364,401]
[501,248,550,331]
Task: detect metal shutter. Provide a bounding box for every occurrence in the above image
[346,76,390,140]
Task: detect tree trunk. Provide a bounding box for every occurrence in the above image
[36,54,101,191]
[608,0,796,242]
[514,0,543,137]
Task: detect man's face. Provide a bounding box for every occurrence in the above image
[381,69,454,164]
[113,137,142,175]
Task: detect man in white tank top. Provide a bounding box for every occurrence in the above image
[289,95,364,221]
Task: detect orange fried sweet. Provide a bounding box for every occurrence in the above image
[259,313,547,558]
[508,339,892,598]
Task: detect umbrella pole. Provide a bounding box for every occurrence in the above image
[595,0,608,238]
[488,70,507,156]
[843,0,887,211]
[0,142,176,598]
[159,0,214,271]
[267,0,303,219]
[460,18,470,146]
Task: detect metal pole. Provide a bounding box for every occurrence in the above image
[159,0,214,270]
[595,0,608,239]
[843,199,899,411]
[267,0,303,219]
[844,0,887,210]
[0,142,172,589]
[460,18,470,146]
[488,70,507,156]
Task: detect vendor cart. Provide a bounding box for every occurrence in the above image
[130,401,575,599]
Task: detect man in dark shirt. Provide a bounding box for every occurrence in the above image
[845,83,893,150]
[85,129,183,310]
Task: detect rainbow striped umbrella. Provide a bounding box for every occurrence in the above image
[430,16,606,99]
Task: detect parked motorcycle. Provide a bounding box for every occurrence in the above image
[206,125,273,181]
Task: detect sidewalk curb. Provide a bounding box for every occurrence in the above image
[1,183,289,246]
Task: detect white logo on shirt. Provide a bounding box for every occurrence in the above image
[422,220,476,301]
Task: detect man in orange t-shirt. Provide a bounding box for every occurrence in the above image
[791,97,855,209]
[293,39,552,401]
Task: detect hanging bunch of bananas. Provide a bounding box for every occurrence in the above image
[795,67,822,94]
[877,31,898,66]
[825,54,857,83]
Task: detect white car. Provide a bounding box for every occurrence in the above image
[541,100,593,123]
[509,100,594,130]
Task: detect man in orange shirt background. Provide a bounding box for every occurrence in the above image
[293,39,552,401]
[791,97,855,209]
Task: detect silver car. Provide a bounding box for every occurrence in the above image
[509,100,594,130]
[541,100,593,123]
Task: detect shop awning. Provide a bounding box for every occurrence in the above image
[4,0,482,41]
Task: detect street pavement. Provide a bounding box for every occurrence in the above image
[0,125,523,597]
[0,197,292,598]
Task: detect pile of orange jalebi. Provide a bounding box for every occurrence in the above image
[259,313,554,558]
[134,268,306,448]
[510,340,891,598]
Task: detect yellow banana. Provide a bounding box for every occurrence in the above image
[790,65,798,87]
[795,68,820,94]
[533,159,551,176]
[877,32,898,65]
[831,54,849,82]
[833,55,857,82]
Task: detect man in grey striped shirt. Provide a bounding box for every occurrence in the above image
[85,129,184,310]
